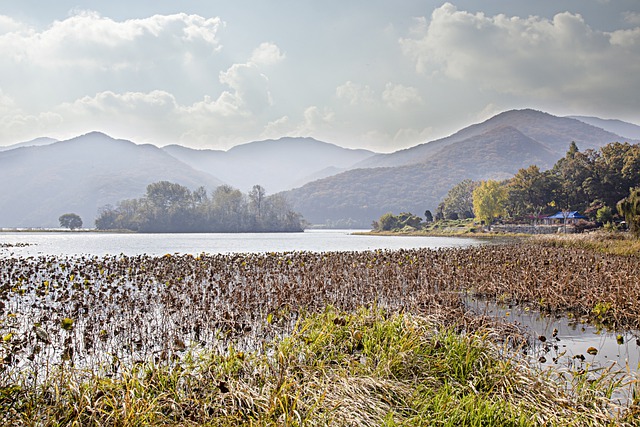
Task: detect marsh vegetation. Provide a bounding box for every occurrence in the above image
[1,238,639,425]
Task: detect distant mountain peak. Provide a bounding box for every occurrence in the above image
[568,115,640,141]
[353,108,626,170]
[0,136,58,152]
[74,131,117,141]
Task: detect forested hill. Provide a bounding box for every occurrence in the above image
[284,110,634,227]
[0,132,223,228]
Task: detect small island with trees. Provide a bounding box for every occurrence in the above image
[94,181,304,233]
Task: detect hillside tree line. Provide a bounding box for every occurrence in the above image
[373,141,640,232]
[95,182,304,232]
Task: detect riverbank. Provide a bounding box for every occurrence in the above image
[362,226,640,257]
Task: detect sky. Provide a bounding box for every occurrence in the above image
[0,1,639,152]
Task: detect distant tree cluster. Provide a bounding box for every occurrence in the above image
[95,182,304,233]
[465,141,640,228]
[503,141,640,223]
[371,141,640,232]
[371,212,422,231]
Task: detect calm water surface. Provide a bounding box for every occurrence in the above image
[468,299,640,388]
[0,229,483,257]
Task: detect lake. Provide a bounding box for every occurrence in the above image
[0,229,484,257]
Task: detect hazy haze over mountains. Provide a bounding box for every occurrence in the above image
[568,116,640,141]
[355,110,628,169]
[0,132,222,228]
[0,133,375,227]
[0,137,59,152]
[162,137,375,193]
[0,109,636,228]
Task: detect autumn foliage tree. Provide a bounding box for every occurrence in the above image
[472,180,507,227]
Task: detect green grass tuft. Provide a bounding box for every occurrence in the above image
[3,307,637,426]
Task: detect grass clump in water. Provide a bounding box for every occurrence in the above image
[3,306,637,426]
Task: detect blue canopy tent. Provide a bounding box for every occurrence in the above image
[543,211,587,225]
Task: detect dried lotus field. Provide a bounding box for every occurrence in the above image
[1,240,639,426]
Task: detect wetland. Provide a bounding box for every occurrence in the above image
[0,231,639,425]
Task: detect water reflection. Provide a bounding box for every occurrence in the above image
[467,298,640,372]
[0,229,484,257]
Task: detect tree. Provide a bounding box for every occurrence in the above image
[211,185,246,232]
[95,181,304,233]
[59,213,83,230]
[506,165,555,219]
[94,205,118,230]
[378,213,399,231]
[248,184,266,222]
[439,179,477,220]
[374,212,422,231]
[549,142,592,211]
[587,142,640,209]
[397,212,422,228]
[143,181,194,232]
[472,180,507,227]
[424,210,433,223]
[617,187,640,235]
[596,206,613,225]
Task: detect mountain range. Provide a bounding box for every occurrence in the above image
[0,109,637,228]
[285,109,637,226]
[162,137,375,193]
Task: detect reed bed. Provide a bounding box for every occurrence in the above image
[532,230,640,257]
[1,242,639,425]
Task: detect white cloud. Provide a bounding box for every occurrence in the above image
[0,11,223,70]
[261,116,294,139]
[294,106,335,136]
[400,3,640,112]
[0,10,287,148]
[218,63,272,113]
[0,111,64,142]
[609,26,640,47]
[336,81,422,110]
[382,83,423,109]
[0,15,27,34]
[60,90,178,116]
[0,89,15,112]
[1,4,638,152]
[250,42,285,66]
[335,81,376,106]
